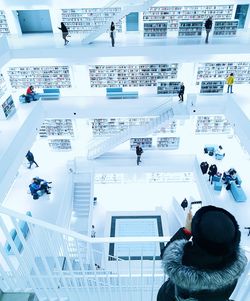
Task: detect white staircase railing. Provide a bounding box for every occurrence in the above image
[0,206,249,301]
[82,0,159,44]
[87,101,174,160]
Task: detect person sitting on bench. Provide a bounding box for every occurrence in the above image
[26,85,39,102]
[29,177,52,199]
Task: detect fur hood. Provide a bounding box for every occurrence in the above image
[162,239,247,292]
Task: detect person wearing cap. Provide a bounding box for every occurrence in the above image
[157,206,247,301]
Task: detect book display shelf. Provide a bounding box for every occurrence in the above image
[130,138,153,150]
[143,5,234,31]
[39,119,74,138]
[195,115,231,134]
[48,139,72,151]
[147,172,193,183]
[213,20,238,36]
[61,8,122,34]
[143,21,168,38]
[196,62,250,84]
[89,64,178,88]
[0,95,16,119]
[91,117,154,137]
[157,81,181,95]
[7,66,71,89]
[153,120,177,134]
[157,137,180,149]
[178,21,203,37]
[0,73,7,98]
[200,80,225,94]
[0,10,9,33]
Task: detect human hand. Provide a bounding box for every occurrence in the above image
[185,210,193,232]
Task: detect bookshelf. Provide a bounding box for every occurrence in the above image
[147,172,193,183]
[48,139,72,151]
[153,120,177,134]
[91,117,154,137]
[39,119,74,138]
[61,8,122,34]
[157,137,180,149]
[213,20,238,36]
[0,95,16,119]
[157,81,181,95]
[89,64,178,88]
[143,5,234,31]
[130,138,153,150]
[178,21,203,37]
[196,62,250,84]
[195,115,231,134]
[7,66,71,89]
[0,73,7,98]
[200,80,225,94]
[0,10,9,33]
[143,21,168,38]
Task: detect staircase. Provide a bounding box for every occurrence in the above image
[71,173,93,235]
[87,101,174,160]
[82,0,158,44]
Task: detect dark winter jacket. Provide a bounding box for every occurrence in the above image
[157,228,247,301]
[179,84,185,95]
[136,146,143,156]
[205,19,212,30]
[208,164,217,176]
[26,151,34,162]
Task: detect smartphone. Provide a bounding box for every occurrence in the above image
[190,201,202,215]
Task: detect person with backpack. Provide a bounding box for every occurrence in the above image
[157,206,247,301]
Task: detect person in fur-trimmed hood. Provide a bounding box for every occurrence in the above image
[157,206,247,301]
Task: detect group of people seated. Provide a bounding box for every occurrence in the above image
[222,168,239,189]
[29,177,52,199]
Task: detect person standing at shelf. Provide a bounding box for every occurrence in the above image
[178,82,185,102]
[110,21,115,47]
[26,150,39,169]
[205,16,213,44]
[136,143,143,166]
[226,73,235,93]
[58,22,70,46]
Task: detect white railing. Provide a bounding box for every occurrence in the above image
[87,101,174,159]
[0,206,249,301]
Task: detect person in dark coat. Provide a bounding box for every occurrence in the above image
[58,22,69,45]
[180,198,188,210]
[208,164,217,184]
[178,82,185,102]
[26,150,39,169]
[136,143,143,166]
[110,21,115,47]
[157,206,247,301]
[205,17,213,44]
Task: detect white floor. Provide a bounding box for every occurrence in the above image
[2,97,250,248]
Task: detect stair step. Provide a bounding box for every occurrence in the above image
[0,293,36,301]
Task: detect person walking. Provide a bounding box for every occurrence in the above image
[226,73,235,93]
[178,82,185,102]
[136,143,143,166]
[110,21,115,47]
[157,206,247,301]
[205,16,213,44]
[26,150,39,169]
[58,22,70,46]
[91,225,96,238]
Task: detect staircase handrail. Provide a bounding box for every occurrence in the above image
[87,100,173,157]
[0,205,171,244]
